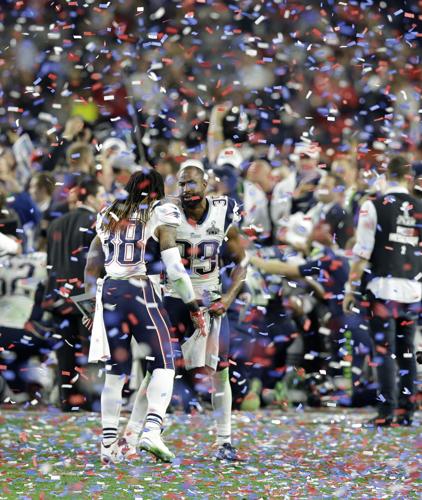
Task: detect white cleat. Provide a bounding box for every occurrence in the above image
[101,439,124,465]
[119,438,140,461]
[139,431,175,463]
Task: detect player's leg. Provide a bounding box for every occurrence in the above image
[100,279,133,463]
[131,280,176,462]
[212,315,241,460]
[123,295,183,446]
[124,370,151,446]
[164,295,197,411]
[366,299,396,426]
[395,304,417,425]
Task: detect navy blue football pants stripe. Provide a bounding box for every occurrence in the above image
[102,279,174,375]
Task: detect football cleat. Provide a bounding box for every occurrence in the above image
[101,439,124,465]
[362,415,394,428]
[396,414,413,427]
[139,431,175,463]
[118,438,140,460]
[215,442,242,462]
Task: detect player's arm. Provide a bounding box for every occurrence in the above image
[156,224,207,334]
[84,235,105,296]
[343,256,368,312]
[211,225,248,316]
[207,102,231,163]
[249,255,301,278]
[343,199,375,313]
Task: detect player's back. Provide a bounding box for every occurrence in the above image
[0,252,47,329]
[96,201,181,279]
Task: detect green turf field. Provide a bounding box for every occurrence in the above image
[0,408,420,499]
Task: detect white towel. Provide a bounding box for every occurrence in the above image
[88,278,111,363]
[181,311,221,371]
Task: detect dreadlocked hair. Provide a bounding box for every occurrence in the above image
[101,167,165,233]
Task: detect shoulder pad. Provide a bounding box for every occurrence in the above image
[154,203,181,227]
[210,196,228,206]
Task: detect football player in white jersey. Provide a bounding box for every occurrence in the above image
[84,167,206,464]
[126,160,248,461]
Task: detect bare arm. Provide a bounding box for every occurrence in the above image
[250,255,301,278]
[84,236,105,295]
[207,102,231,163]
[155,224,178,252]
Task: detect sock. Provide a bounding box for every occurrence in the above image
[101,373,126,445]
[142,368,174,435]
[124,371,151,446]
[211,368,232,445]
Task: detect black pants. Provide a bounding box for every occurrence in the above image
[368,298,418,417]
[52,313,90,411]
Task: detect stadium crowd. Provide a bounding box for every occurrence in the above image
[0,0,421,426]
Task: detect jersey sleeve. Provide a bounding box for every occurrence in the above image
[154,202,182,228]
[224,197,241,234]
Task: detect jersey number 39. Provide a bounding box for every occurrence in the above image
[177,239,219,276]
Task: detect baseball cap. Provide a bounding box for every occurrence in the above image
[216,147,244,169]
[179,159,205,173]
[102,137,128,155]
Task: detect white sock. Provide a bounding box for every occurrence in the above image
[211,368,232,445]
[124,371,151,446]
[143,368,175,435]
[101,373,126,446]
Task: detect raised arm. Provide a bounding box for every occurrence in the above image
[207,102,231,163]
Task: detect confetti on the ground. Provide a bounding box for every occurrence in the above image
[0,408,420,498]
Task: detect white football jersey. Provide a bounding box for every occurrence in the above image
[96,201,181,279]
[164,196,240,301]
[0,252,47,328]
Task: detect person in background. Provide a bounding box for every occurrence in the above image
[306,172,354,249]
[343,156,421,427]
[290,142,322,215]
[28,172,56,250]
[42,116,92,172]
[44,177,105,412]
[331,156,360,216]
[250,221,372,406]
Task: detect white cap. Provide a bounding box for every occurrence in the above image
[290,142,320,162]
[110,150,138,172]
[102,137,128,155]
[179,159,205,172]
[216,147,243,169]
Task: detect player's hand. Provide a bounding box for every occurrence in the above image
[210,101,232,122]
[82,315,93,331]
[190,309,207,337]
[209,297,229,317]
[342,293,356,314]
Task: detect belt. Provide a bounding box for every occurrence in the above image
[107,274,148,281]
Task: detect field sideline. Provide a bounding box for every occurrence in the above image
[0,408,420,499]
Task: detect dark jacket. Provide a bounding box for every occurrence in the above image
[44,206,97,315]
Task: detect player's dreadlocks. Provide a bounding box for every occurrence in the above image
[101,167,165,233]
